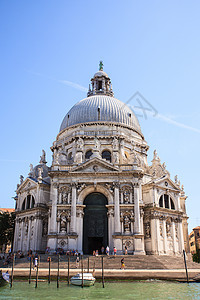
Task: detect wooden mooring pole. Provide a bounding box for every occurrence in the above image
[102,256,105,288]
[29,256,32,284]
[183,250,189,283]
[57,254,60,288]
[48,257,51,284]
[67,257,70,285]
[81,255,84,288]
[88,257,90,273]
[10,253,15,288]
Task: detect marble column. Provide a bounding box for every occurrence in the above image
[70,183,77,233]
[155,218,160,254]
[178,219,184,253]
[134,185,141,234]
[50,184,58,233]
[138,180,143,204]
[150,218,157,254]
[172,220,177,254]
[13,218,19,252]
[114,183,120,233]
[108,209,114,249]
[163,218,167,254]
[20,219,24,251]
[140,209,144,235]
[27,217,31,251]
[77,209,84,253]
[34,216,40,251]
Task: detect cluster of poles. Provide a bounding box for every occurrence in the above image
[9,250,189,287]
[10,254,105,288]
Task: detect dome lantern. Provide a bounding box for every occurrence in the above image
[87,61,114,97]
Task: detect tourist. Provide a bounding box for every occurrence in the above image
[93,250,96,256]
[95,250,99,256]
[106,245,109,256]
[76,255,80,268]
[101,246,104,255]
[34,257,38,270]
[121,258,125,270]
[113,247,117,256]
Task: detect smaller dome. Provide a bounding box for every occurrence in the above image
[33,164,49,179]
[93,71,109,78]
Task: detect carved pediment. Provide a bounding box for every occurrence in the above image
[17,178,37,193]
[148,177,180,191]
[155,177,180,191]
[70,157,119,173]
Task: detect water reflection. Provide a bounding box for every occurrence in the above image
[0,281,200,300]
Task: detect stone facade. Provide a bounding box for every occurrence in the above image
[13,64,189,255]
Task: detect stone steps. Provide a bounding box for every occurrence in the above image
[1,254,199,270]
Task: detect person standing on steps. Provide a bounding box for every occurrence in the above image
[76,255,80,268]
[106,245,110,256]
[113,247,117,256]
[34,256,38,270]
[121,258,125,270]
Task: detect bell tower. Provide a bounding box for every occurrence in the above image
[87,61,114,97]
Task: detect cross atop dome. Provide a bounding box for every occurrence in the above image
[99,60,104,71]
[87,62,114,97]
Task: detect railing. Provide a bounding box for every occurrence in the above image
[57,130,129,145]
[51,164,136,172]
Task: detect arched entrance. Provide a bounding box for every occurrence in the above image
[83,192,108,254]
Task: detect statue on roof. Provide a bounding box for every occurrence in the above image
[29,164,34,177]
[38,167,43,180]
[40,149,47,164]
[99,61,103,71]
[20,175,24,184]
[153,150,158,160]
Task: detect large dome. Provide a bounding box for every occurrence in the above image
[60,95,142,134]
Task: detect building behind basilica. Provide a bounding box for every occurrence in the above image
[13,64,189,255]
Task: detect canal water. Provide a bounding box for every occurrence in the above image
[0,281,200,299]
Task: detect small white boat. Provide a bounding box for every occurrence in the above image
[70,273,95,286]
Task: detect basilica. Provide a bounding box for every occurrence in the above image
[13,63,189,255]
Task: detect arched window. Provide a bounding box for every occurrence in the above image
[26,195,31,209]
[85,150,93,159]
[22,199,26,210]
[102,150,111,162]
[170,197,175,210]
[159,194,175,210]
[164,194,169,209]
[159,197,163,207]
[31,196,35,208]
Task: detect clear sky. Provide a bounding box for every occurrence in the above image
[0,0,200,233]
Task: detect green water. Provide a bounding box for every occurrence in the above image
[0,281,200,300]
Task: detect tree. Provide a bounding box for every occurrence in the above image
[0,212,15,251]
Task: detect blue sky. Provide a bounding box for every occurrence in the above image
[0,1,200,233]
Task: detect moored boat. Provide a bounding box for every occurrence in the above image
[70,273,95,286]
[0,270,9,287]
